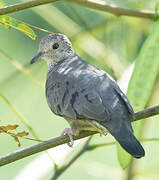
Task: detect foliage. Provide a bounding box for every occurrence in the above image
[0,0,159,180]
[117,19,159,169]
[0,15,36,39]
[0,123,28,146]
[0,1,36,39]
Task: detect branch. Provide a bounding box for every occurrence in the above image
[51,137,92,180]
[52,136,159,180]
[0,105,159,167]
[0,131,96,167]
[133,105,159,121]
[0,0,158,20]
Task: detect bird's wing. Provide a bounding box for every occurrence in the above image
[112,82,134,118]
[63,85,110,122]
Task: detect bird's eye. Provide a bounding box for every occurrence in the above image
[52,43,59,49]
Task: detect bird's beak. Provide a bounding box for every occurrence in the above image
[30,51,43,64]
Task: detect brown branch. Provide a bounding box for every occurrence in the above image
[0,105,158,167]
[0,0,158,20]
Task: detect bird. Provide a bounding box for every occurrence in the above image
[30,33,145,158]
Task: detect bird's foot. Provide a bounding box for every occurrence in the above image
[61,128,74,147]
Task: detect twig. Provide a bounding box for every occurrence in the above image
[0,49,44,87]
[0,105,159,167]
[126,159,134,180]
[133,105,159,121]
[0,131,96,167]
[51,137,92,180]
[51,136,159,180]
[0,93,56,167]
[0,0,158,20]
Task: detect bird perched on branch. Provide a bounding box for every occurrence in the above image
[31,33,145,158]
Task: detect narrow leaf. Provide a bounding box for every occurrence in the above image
[11,131,29,147]
[16,131,29,137]
[0,123,29,146]
[0,16,36,40]
[17,23,36,40]
[0,124,18,133]
[117,20,159,169]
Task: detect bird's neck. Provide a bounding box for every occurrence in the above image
[47,51,75,72]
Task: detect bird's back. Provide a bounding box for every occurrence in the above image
[46,54,133,125]
[45,54,145,158]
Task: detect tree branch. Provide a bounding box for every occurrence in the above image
[51,136,159,180]
[0,105,158,167]
[134,105,159,121]
[51,137,92,180]
[0,131,96,167]
[0,0,158,20]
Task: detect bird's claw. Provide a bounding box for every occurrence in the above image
[61,128,74,147]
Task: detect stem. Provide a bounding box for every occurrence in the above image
[0,105,159,167]
[51,137,92,180]
[0,49,44,87]
[0,131,96,167]
[133,105,159,121]
[126,159,134,180]
[0,0,158,20]
[52,136,159,180]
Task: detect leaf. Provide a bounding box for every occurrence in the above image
[17,23,36,40]
[117,143,132,169]
[0,16,36,40]
[117,20,159,169]
[11,131,29,147]
[16,131,29,138]
[0,123,29,146]
[0,16,10,28]
[12,136,21,147]
[0,124,18,133]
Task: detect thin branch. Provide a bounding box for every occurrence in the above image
[51,136,159,180]
[0,93,39,138]
[0,93,56,167]
[0,0,158,20]
[133,105,159,121]
[0,49,44,87]
[52,136,159,180]
[126,159,134,180]
[0,131,96,167]
[51,137,92,180]
[0,105,159,167]
[0,0,57,15]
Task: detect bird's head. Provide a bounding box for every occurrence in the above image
[30,33,74,65]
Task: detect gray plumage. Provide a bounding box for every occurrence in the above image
[31,33,145,158]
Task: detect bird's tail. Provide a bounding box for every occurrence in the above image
[107,122,145,158]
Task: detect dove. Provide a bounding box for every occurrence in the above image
[31,33,145,158]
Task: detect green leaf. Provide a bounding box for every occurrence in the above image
[117,20,159,169]
[117,143,132,169]
[17,23,36,40]
[0,16,36,40]
[0,16,10,28]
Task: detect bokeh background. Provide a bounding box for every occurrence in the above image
[0,0,159,179]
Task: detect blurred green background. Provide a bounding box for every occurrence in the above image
[0,0,159,179]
